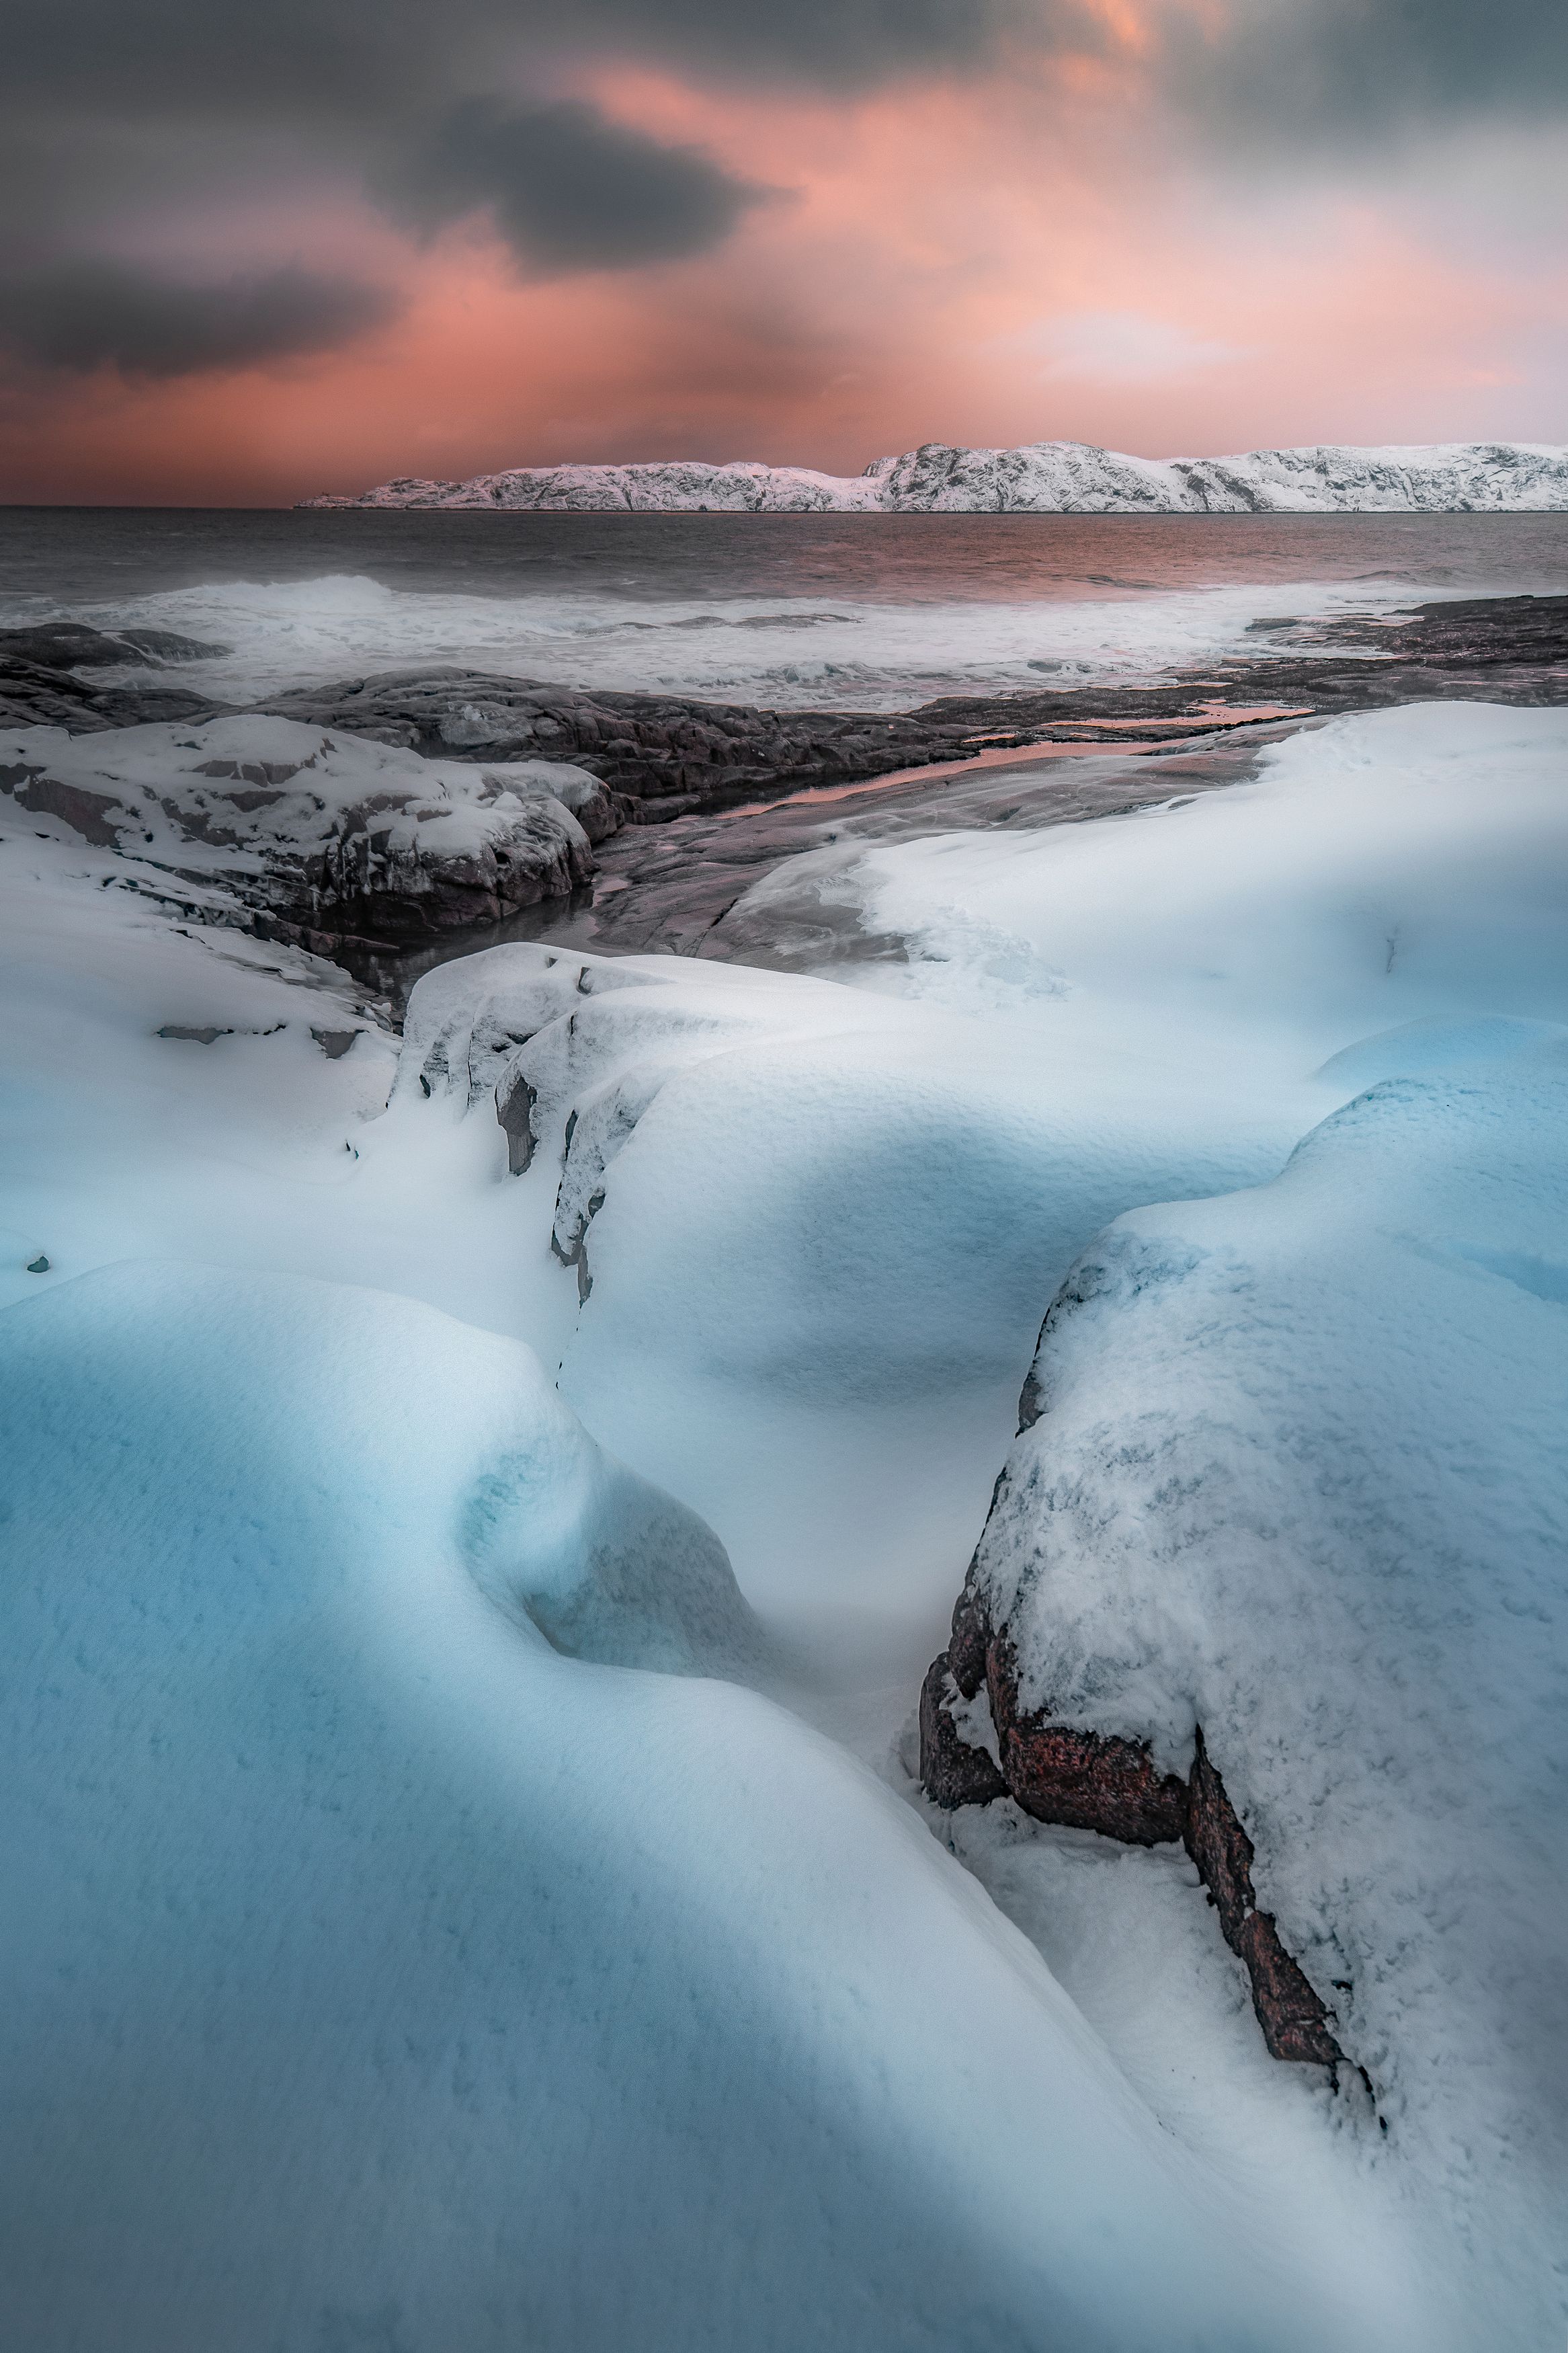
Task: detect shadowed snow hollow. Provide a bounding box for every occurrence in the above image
[0,1265,1401,2352]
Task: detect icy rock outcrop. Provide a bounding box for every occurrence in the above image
[253,664,1007,814]
[400,939,858,1298]
[921,1042,1568,2289]
[924,1608,1343,2069]
[305,438,1568,514]
[0,713,602,943]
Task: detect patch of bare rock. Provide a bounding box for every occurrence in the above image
[921,1585,1345,2071]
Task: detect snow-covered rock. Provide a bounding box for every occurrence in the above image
[400,932,1294,1629]
[0,713,604,941]
[304,438,1568,514]
[401,703,1568,1634]
[933,1041,1568,2346]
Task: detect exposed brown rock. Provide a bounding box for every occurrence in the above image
[1186,1730,1343,2067]
[919,1602,1345,2070]
[946,1570,991,1698]
[919,1654,1007,1810]
[986,1635,1190,1846]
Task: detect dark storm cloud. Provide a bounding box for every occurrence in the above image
[2,0,1024,114]
[0,262,399,378]
[4,0,1565,345]
[1171,0,1568,140]
[5,0,993,318]
[390,100,770,274]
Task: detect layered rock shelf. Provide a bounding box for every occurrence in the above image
[0,714,602,951]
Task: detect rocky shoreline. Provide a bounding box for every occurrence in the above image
[3,593,1565,962]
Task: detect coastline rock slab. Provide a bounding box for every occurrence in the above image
[0,714,599,944]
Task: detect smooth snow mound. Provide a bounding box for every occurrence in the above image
[403,705,1568,1624]
[305,438,1568,513]
[0,1263,1395,2352]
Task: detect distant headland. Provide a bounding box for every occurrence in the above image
[301,438,1568,514]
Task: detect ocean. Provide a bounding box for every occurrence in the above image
[4,506,1567,712]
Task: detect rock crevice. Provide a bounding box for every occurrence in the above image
[921,1587,1344,2071]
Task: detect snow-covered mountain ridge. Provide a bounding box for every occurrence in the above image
[302,439,1568,514]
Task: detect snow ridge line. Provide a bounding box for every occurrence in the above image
[302,437,1568,514]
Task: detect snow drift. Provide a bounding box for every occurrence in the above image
[0,1263,1391,2352]
[4,697,1566,2348]
[304,437,1568,514]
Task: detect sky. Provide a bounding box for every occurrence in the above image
[1,0,1565,503]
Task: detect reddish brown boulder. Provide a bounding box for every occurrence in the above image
[1186,1731,1343,2067]
[986,1636,1189,1845]
[919,1654,1007,1810]
[919,1611,1344,2071]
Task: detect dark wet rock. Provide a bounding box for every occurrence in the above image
[4,590,1563,824]
[0,654,218,734]
[496,1066,538,1174]
[248,596,1568,820]
[310,1027,362,1059]
[253,666,1009,808]
[0,623,231,669]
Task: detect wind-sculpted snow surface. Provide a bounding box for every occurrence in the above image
[5,694,1566,2346]
[307,437,1568,512]
[0,1265,1397,2353]
[401,938,1295,1618]
[0,713,612,941]
[947,1051,1568,2346]
[403,705,1568,1626]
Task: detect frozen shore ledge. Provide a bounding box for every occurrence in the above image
[302,438,1568,514]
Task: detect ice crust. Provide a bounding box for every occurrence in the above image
[2,699,1565,2344]
[307,436,1568,513]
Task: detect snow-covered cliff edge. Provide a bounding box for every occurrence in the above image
[302,438,1568,514]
